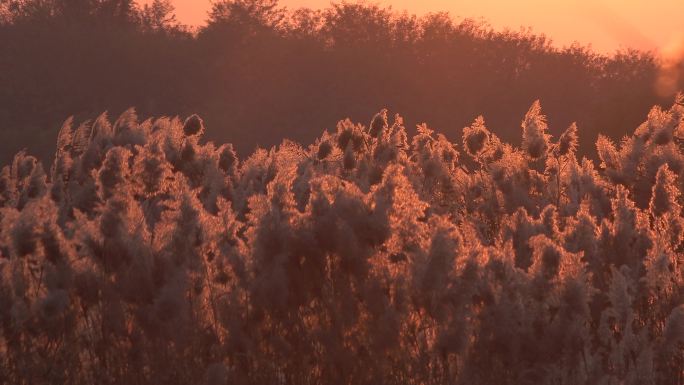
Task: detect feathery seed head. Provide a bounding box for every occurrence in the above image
[183,114,205,137]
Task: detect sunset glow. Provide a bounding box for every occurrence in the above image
[155,0,684,54]
[3,0,684,383]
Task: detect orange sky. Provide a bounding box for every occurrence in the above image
[152,0,684,54]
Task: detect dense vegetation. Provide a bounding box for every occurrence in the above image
[0,0,681,164]
[0,97,683,384]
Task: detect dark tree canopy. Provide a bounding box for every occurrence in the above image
[0,0,681,166]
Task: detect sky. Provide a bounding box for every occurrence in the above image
[146,0,684,55]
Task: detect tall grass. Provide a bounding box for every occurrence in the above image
[0,100,683,384]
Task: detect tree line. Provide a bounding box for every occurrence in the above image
[0,0,680,164]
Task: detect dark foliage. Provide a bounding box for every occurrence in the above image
[0,0,682,166]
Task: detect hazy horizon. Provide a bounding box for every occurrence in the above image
[145,0,684,54]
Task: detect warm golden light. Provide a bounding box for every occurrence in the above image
[4,1,684,383]
[656,33,684,97]
[154,0,684,54]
